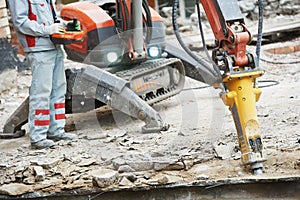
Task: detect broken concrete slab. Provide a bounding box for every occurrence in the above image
[57,162,77,179]
[0,183,33,196]
[77,158,98,167]
[126,161,154,171]
[61,179,87,190]
[118,165,135,173]
[30,157,63,169]
[33,178,63,191]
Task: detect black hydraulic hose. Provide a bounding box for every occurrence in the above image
[142,0,153,43]
[260,57,300,65]
[182,79,279,91]
[122,0,130,31]
[256,0,264,67]
[142,0,152,28]
[195,0,222,77]
[172,0,220,79]
[257,80,279,88]
[116,1,122,27]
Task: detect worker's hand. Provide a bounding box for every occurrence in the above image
[50,23,65,35]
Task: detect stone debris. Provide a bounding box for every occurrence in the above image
[91,169,119,188]
[119,177,134,187]
[82,132,108,140]
[107,129,127,139]
[196,174,210,180]
[146,174,169,185]
[61,179,87,190]
[31,157,63,169]
[126,161,154,171]
[0,183,33,196]
[77,158,97,167]
[157,175,169,185]
[213,142,237,160]
[33,166,45,182]
[120,172,137,183]
[33,178,63,191]
[154,161,185,171]
[191,165,211,174]
[118,165,135,173]
[238,0,300,19]
[163,174,185,184]
[23,176,35,185]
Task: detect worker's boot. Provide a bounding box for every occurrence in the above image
[31,139,55,150]
[47,132,77,142]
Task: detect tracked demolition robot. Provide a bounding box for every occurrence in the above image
[4,0,185,134]
[2,0,266,174]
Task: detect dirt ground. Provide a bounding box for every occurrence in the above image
[0,19,299,197]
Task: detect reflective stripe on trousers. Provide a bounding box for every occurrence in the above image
[28,46,66,143]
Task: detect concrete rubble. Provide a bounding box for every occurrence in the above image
[238,0,300,19]
[164,0,300,35]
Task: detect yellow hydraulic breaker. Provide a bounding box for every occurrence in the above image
[222,70,267,174]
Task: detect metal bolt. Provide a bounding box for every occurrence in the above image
[12,117,19,124]
[223,29,228,38]
[215,39,219,46]
[138,111,146,120]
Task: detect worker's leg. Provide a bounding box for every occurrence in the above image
[28,51,55,149]
[48,47,76,141]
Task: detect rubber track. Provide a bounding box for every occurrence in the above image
[116,58,184,105]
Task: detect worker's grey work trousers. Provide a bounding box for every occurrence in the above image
[27,47,66,144]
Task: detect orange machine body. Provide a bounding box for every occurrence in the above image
[60,1,165,67]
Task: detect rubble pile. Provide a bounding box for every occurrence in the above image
[238,0,300,20]
[0,127,218,196]
[163,0,300,34]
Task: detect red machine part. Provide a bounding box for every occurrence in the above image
[200,0,251,67]
[51,31,85,45]
[60,2,114,54]
[60,1,163,57]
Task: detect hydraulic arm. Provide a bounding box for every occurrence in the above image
[200,0,267,174]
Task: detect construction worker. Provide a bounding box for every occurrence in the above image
[8,0,77,149]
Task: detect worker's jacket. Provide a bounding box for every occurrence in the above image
[8,0,57,52]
